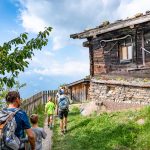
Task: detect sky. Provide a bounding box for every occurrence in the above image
[0,0,150,98]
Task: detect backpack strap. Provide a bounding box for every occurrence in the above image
[58,97,65,104]
[4,108,20,114]
[1,108,20,125]
[13,108,21,115]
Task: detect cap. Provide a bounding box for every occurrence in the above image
[59,89,64,95]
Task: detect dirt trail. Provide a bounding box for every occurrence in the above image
[42,117,53,150]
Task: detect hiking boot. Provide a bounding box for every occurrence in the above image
[64,126,67,133]
[64,128,67,134]
[50,124,53,130]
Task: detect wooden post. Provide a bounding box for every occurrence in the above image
[135,28,138,68]
[89,39,94,77]
[83,83,87,102]
[142,30,145,66]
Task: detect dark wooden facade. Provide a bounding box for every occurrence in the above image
[71,12,150,77]
[67,78,90,102]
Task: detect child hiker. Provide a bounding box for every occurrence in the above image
[45,96,55,129]
[30,114,47,150]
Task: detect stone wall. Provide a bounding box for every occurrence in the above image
[90,78,150,105]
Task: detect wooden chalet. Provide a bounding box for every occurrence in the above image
[70,11,150,77]
[67,78,90,102]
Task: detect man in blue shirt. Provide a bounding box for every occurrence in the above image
[5,91,35,150]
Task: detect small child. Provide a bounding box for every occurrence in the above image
[30,114,47,150]
[45,96,55,129]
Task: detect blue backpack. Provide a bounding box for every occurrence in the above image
[58,96,69,111]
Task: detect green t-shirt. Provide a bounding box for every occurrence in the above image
[45,101,55,115]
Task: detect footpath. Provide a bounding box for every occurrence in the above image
[42,117,53,150]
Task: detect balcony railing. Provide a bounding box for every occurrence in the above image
[141,47,150,66]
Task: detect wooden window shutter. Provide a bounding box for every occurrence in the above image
[122,46,128,60]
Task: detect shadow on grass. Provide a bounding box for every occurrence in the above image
[68,118,92,132]
[67,111,80,123]
[69,111,80,116]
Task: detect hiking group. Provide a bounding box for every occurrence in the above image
[0,86,70,150]
[45,87,69,135]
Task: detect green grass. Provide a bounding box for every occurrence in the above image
[32,104,46,127]
[52,105,150,150]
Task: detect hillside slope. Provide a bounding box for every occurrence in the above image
[52,105,150,150]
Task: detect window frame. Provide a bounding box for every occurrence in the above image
[119,44,133,63]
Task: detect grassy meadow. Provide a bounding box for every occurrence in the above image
[52,105,150,150]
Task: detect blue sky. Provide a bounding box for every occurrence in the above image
[0,0,150,98]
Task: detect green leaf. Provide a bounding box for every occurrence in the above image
[0,26,52,88]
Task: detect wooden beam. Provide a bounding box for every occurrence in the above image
[83,41,90,47]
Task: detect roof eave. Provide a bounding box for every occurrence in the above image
[70,14,150,39]
[67,78,90,87]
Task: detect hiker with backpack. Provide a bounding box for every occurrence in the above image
[55,86,63,116]
[58,88,69,135]
[0,91,35,150]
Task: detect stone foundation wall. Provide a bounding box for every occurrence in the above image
[90,79,150,105]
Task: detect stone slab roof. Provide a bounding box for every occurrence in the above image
[70,11,150,39]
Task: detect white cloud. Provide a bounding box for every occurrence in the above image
[117,0,150,19]
[25,53,89,77]
[16,0,116,50]
[17,0,50,33]
[32,60,89,76]
[21,11,48,33]
[51,30,68,51]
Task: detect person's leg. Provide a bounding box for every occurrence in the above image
[55,105,58,116]
[50,114,53,129]
[60,119,64,132]
[64,111,68,133]
[47,114,50,126]
[58,111,64,134]
[56,105,58,115]
[64,117,67,132]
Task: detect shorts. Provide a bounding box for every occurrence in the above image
[58,110,68,119]
[48,114,54,119]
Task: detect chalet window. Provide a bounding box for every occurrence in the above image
[119,45,133,62]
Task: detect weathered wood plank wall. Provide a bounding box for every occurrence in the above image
[22,90,57,115]
[89,22,150,76]
[69,83,90,102]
